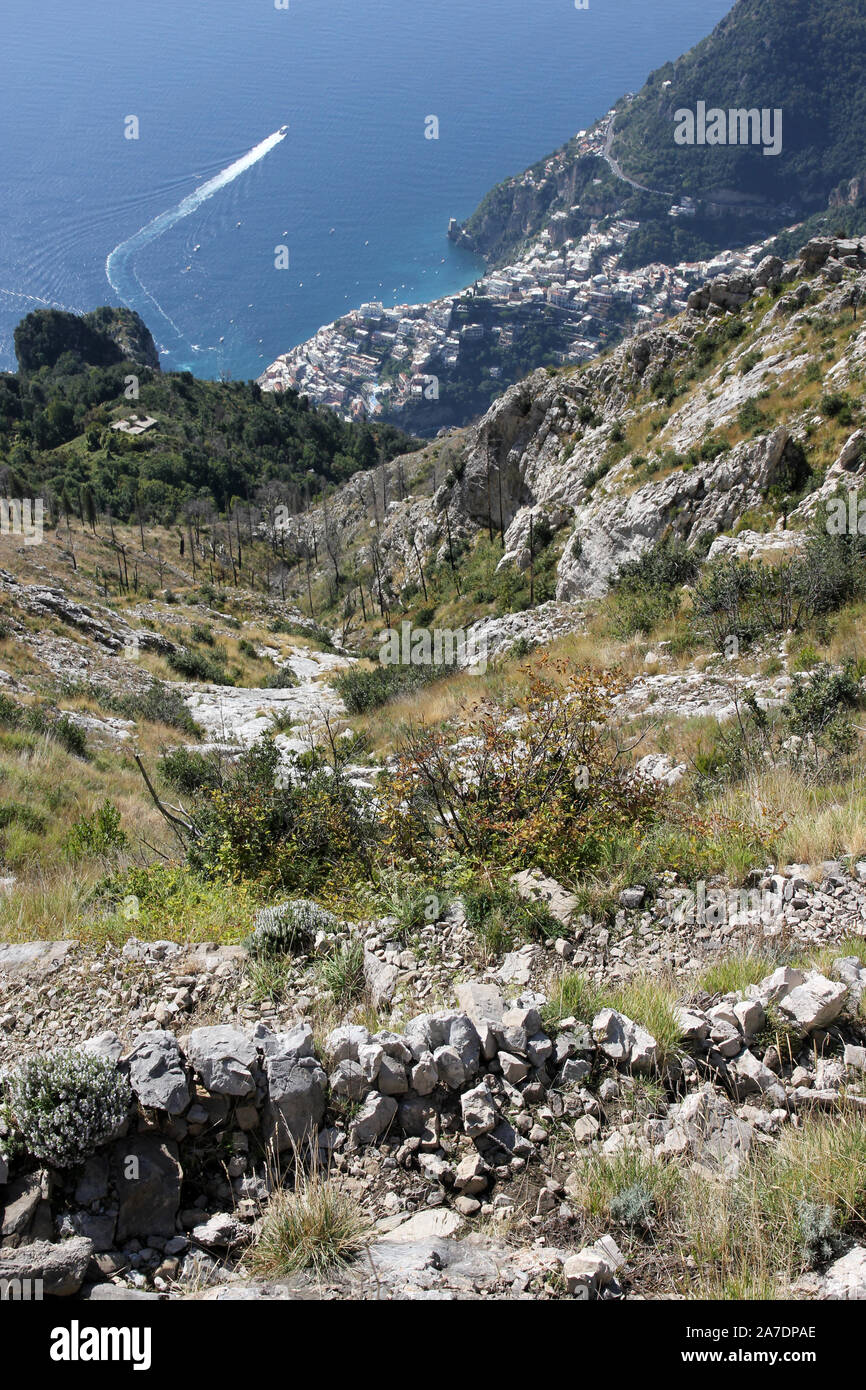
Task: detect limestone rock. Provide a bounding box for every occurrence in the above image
[187,1025,257,1097]
[0,1236,93,1297]
[127,1031,191,1115]
[264,1055,327,1152]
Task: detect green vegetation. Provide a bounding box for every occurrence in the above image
[250,1165,369,1277]
[457,0,866,272]
[4,1050,131,1169]
[0,308,417,525]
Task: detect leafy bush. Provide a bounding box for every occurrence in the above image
[696,663,861,788]
[785,662,861,740]
[0,696,88,756]
[168,645,232,685]
[691,527,866,652]
[159,748,223,798]
[608,540,700,638]
[187,736,376,890]
[247,899,338,957]
[6,1050,131,1168]
[820,391,854,424]
[64,800,127,860]
[334,661,451,715]
[383,661,661,880]
[0,802,47,833]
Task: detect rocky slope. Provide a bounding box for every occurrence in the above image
[311,234,866,616]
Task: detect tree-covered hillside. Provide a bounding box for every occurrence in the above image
[0,309,417,524]
[613,0,866,210]
[455,0,866,269]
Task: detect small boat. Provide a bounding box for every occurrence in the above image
[279,124,289,136]
[193,244,201,252]
[329,227,336,235]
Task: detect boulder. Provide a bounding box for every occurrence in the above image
[329,1059,370,1102]
[127,1031,191,1115]
[776,973,847,1032]
[410,1053,439,1096]
[187,1025,257,1097]
[348,1093,398,1148]
[592,1008,659,1074]
[727,1049,778,1098]
[822,1246,866,1300]
[460,1081,499,1139]
[325,1024,372,1064]
[752,966,805,1009]
[0,1236,93,1297]
[675,1007,709,1044]
[254,1022,315,1059]
[455,981,505,1026]
[264,1055,327,1151]
[363,950,399,1008]
[81,1032,124,1063]
[377,1054,409,1096]
[663,1085,752,1178]
[113,1135,182,1242]
[510,868,578,928]
[190,1212,248,1249]
[433,1045,465,1090]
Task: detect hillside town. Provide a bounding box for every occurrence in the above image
[258,210,771,428]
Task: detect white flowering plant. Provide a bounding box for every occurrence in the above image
[6,1049,131,1169]
[247,899,338,958]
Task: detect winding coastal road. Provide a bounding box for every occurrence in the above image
[601,117,674,199]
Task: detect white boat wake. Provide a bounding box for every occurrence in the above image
[105,126,288,357]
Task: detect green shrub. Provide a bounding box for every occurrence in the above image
[247,899,338,957]
[6,1050,131,1168]
[159,748,223,798]
[168,646,232,685]
[0,696,87,756]
[335,661,451,715]
[65,800,127,860]
[0,802,47,833]
[187,736,376,890]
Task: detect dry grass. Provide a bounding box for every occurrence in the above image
[250,1160,370,1279]
[705,766,866,871]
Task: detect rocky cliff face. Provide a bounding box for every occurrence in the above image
[319,234,866,609]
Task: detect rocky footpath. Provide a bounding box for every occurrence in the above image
[1,863,864,1301]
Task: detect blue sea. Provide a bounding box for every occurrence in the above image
[0,0,733,380]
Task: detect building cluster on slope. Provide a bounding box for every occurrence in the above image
[259,204,770,426]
